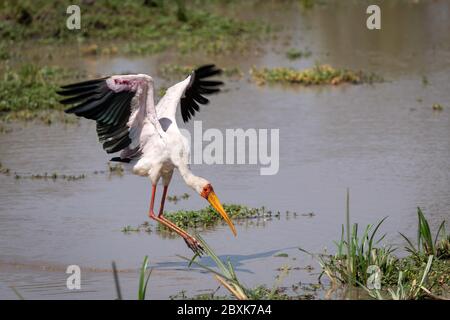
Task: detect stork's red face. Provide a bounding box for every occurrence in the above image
[201,184,237,236]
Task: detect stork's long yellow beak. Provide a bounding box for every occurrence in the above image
[208,191,237,236]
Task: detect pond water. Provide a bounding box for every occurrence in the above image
[0,0,449,299]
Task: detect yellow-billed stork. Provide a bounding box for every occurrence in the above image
[57,65,236,254]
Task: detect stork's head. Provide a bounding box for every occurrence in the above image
[192,177,236,236]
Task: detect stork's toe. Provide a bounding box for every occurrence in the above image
[184,237,205,256]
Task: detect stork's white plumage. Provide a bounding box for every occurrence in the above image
[58,65,236,254]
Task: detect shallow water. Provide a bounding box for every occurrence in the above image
[1,0,449,299]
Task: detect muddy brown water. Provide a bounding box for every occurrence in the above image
[1,1,449,299]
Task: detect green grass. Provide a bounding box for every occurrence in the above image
[400,207,449,259]
[304,217,398,287]
[251,64,383,86]
[138,256,152,300]
[0,0,268,56]
[301,192,450,300]
[0,64,82,122]
[363,255,435,300]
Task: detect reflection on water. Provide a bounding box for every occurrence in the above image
[1,1,449,299]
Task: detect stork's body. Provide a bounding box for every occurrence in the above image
[58,65,236,254]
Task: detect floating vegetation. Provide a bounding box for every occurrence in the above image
[301,212,315,217]
[285,48,312,60]
[1,163,126,182]
[422,75,429,86]
[159,64,243,79]
[13,172,86,181]
[432,103,444,111]
[121,222,152,234]
[167,193,190,204]
[108,163,124,176]
[123,205,296,236]
[159,204,276,231]
[250,64,383,86]
[0,162,10,175]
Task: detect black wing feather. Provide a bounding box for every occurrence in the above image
[58,78,135,154]
[180,64,223,123]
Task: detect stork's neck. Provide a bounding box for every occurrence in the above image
[177,162,206,193]
[179,165,197,188]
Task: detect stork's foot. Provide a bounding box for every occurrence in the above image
[184,236,205,256]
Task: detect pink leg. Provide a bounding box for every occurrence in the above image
[148,185,204,254]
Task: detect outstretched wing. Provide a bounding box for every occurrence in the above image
[180,64,223,123]
[58,75,160,155]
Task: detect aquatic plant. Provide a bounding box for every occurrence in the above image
[363,255,435,300]
[285,48,311,60]
[12,172,86,181]
[179,233,310,300]
[108,163,124,176]
[121,222,152,234]
[167,193,190,204]
[0,162,10,175]
[138,256,152,300]
[159,204,273,231]
[432,103,444,111]
[299,190,397,286]
[301,192,449,299]
[250,64,383,86]
[399,207,449,259]
[179,233,248,300]
[309,219,397,287]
